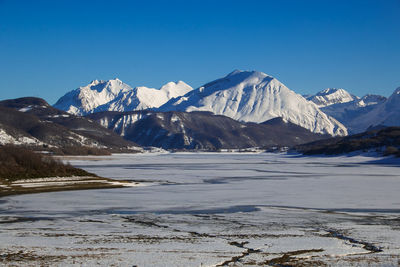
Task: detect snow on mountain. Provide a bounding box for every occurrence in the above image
[307,88,358,108]
[95,81,193,113]
[305,88,388,133]
[348,87,400,132]
[0,128,41,146]
[360,94,387,106]
[318,93,387,134]
[160,81,193,99]
[54,78,132,115]
[54,79,193,115]
[159,70,347,136]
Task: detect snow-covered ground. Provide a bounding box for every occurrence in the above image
[0,153,399,266]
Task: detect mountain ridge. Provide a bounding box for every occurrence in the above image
[54,78,193,116]
[306,88,391,133]
[51,70,399,138]
[348,87,400,132]
[306,88,358,108]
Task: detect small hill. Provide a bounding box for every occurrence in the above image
[0,97,140,154]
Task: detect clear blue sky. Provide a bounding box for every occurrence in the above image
[1,0,399,104]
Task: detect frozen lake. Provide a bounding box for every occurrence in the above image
[1,152,400,266]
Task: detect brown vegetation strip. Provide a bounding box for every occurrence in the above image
[0,177,130,197]
[0,145,94,181]
[0,145,139,197]
[262,249,325,266]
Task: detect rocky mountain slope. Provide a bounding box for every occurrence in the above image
[54,78,192,115]
[0,97,139,154]
[158,70,347,136]
[87,110,327,150]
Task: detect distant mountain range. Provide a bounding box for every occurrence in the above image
[306,88,358,108]
[54,70,349,137]
[54,78,192,115]
[50,69,400,145]
[1,69,399,153]
[305,87,399,134]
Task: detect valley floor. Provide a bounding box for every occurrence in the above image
[0,152,399,266]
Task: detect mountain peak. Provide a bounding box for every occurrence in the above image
[158,81,193,99]
[55,78,193,115]
[89,79,101,85]
[385,86,400,108]
[54,79,133,115]
[160,81,190,90]
[226,69,243,76]
[159,70,347,136]
[317,88,346,96]
[88,78,123,86]
[308,88,357,108]
[225,69,272,79]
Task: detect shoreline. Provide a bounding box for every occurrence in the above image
[0,176,140,198]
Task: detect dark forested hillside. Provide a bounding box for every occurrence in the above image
[88,111,328,150]
[296,127,400,156]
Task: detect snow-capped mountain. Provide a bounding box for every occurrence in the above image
[306,88,358,108]
[54,79,193,115]
[306,89,387,133]
[316,94,386,134]
[159,70,347,136]
[96,81,192,113]
[54,78,132,115]
[361,94,387,106]
[348,87,400,132]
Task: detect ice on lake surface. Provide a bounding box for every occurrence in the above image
[1,152,400,266]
